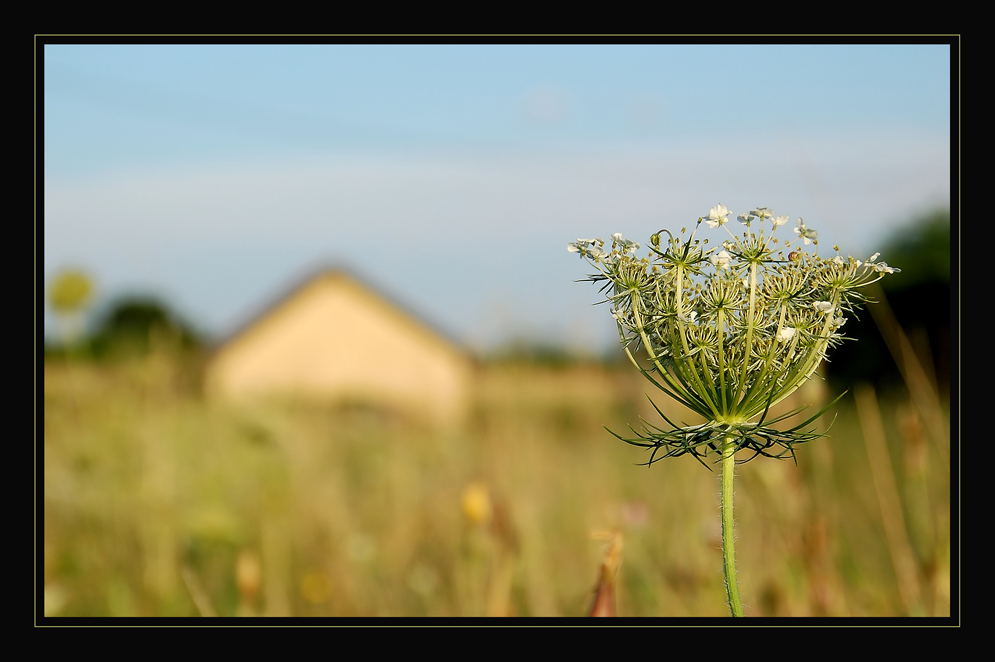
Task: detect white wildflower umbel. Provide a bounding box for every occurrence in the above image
[569,203,899,618]
[706,204,732,228]
[568,238,607,260]
[569,205,899,452]
[794,218,818,245]
[710,250,732,269]
[812,301,834,313]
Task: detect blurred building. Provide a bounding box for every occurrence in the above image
[204,268,474,425]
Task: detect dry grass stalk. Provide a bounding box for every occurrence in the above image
[180,565,216,617]
[865,284,949,468]
[589,529,623,617]
[855,383,923,616]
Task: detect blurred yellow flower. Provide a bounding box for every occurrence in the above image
[300,571,333,604]
[235,550,262,604]
[461,482,493,525]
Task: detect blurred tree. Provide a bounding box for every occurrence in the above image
[875,209,950,289]
[47,268,96,353]
[488,338,580,368]
[825,208,952,395]
[90,297,202,359]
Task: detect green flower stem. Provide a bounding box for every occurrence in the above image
[721,434,745,617]
[628,296,700,409]
[674,265,721,418]
[632,291,720,420]
[717,308,728,414]
[788,292,841,394]
[674,265,700,366]
[738,261,758,398]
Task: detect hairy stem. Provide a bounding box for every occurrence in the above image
[721,435,744,617]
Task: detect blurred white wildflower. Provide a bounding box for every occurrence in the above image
[794,218,818,245]
[706,204,732,228]
[813,301,834,313]
[710,250,732,269]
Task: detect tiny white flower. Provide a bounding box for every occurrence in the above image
[706,204,731,228]
[776,327,796,343]
[874,262,900,274]
[794,218,818,245]
[813,301,834,313]
[832,255,844,265]
[772,215,790,227]
[611,232,624,243]
[869,252,881,262]
[710,250,732,269]
[833,316,847,329]
[568,239,608,259]
[751,207,773,219]
[738,212,754,224]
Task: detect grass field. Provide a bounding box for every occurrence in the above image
[42,350,951,618]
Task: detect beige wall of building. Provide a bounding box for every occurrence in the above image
[204,271,474,425]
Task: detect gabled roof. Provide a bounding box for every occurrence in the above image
[208,263,474,364]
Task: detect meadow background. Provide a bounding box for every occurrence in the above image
[40,41,953,618]
[42,209,951,618]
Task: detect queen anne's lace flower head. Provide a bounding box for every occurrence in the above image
[568,203,900,469]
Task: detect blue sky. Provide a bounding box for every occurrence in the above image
[42,42,952,353]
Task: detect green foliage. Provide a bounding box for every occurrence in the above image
[826,207,951,392]
[487,339,581,368]
[48,269,95,314]
[877,209,950,292]
[89,297,202,360]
